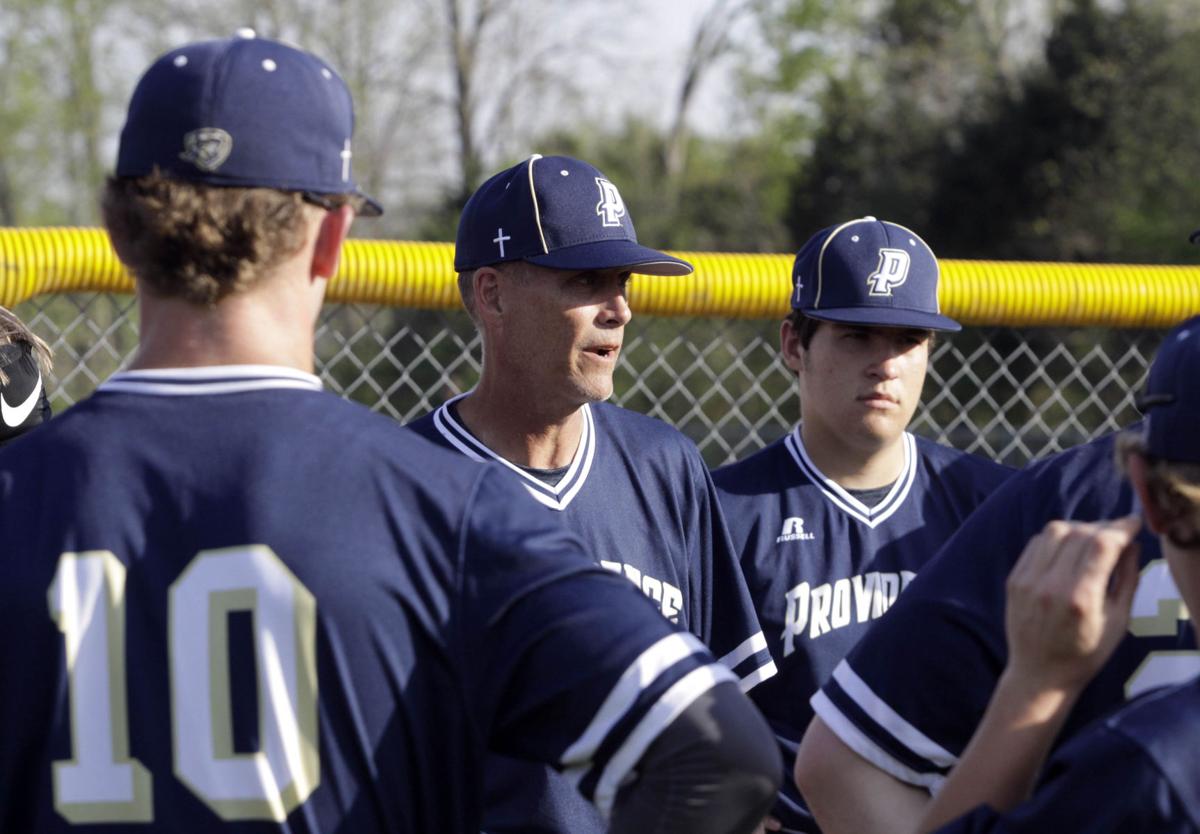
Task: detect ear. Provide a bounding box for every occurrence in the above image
[780,318,805,373]
[473,267,505,321]
[1128,451,1170,535]
[310,205,355,283]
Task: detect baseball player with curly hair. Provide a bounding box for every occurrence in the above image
[0,34,778,834]
[0,306,52,445]
[796,327,1199,831]
[712,217,1013,833]
[406,153,777,834]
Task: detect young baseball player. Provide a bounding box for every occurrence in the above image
[405,153,777,834]
[0,306,52,445]
[0,35,779,834]
[795,329,1199,831]
[711,217,1013,833]
[916,315,1200,833]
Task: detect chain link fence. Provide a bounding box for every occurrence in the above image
[17,293,1160,468]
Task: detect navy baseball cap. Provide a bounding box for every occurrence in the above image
[454,154,692,275]
[1138,315,1200,464]
[791,216,959,332]
[116,30,381,215]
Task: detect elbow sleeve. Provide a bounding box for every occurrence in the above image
[609,680,781,834]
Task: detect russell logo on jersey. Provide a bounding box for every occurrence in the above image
[776,517,816,544]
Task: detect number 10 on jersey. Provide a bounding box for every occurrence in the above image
[48,546,319,824]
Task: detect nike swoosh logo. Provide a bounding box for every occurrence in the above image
[1,373,42,428]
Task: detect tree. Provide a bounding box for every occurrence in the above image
[929,0,1200,261]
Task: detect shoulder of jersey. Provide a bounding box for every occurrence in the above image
[1018,429,1125,499]
[1099,677,1200,802]
[401,408,438,439]
[589,401,698,455]
[341,404,506,494]
[22,385,489,501]
[911,435,1014,483]
[710,434,794,495]
[1107,677,1200,738]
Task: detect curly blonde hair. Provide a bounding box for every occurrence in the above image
[101,173,316,305]
[1118,431,1200,548]
[0,307,52,385]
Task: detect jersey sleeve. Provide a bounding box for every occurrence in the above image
[809,438,1182,794]
[687,453,776,692]
[809,466,1037,791]
[930,727,1188,834]
[454,465,739,818]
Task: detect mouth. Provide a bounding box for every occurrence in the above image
[858,392,899,407]
[584,344,621,361]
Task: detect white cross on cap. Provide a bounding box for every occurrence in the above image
[340,139,352,182]
[494,228,511,258]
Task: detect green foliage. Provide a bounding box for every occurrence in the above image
[766,0,1200,260]
[532,119,797,253]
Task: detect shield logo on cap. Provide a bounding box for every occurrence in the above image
[180,128,233,172]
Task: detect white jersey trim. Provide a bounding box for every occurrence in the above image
[738,660,778,694]
[829,661,957,767]
[784,428,917,528]
[717,631,777,692]
[592,662,738,818]
[810,688,946,794]
[560,632,709,774]
[430,393,596,511]
[719,631,768,669]
[98,365,322,396]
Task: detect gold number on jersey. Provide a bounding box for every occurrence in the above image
[1125,558,1200,697]
[49,546,319,824]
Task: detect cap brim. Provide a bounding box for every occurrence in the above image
[802,306,961,333]
[354,191,383,217]
[526,239,692,276]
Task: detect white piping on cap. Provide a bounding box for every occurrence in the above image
[813,217,873,310]
[525,154,549,254]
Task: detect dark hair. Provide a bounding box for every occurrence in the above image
[785,310,938,351]
[786,310,823,350]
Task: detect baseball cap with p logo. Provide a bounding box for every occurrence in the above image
[1138,315,1200,465]
[454,154,692,275]
[791,216,959,332]
[116,29,381,215]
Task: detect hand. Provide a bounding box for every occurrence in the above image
[1004,516,1141,693]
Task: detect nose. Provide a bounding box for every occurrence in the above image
[867,345,903,380]
[600,287,632,328]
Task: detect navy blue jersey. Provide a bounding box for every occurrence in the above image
[713,428,1012,831]
[813,429,1199,795]
[0,367,734,833]
[935,677,1200,833]
[407,396,774,833]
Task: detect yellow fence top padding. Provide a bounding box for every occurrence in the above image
[1,227,1198,327]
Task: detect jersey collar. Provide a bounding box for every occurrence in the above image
[784,426,918,528]
[430,393,596,511]
[97,365,323,396]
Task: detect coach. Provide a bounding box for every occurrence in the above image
[406,153,777,834]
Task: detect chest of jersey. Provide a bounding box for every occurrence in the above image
[747,484,947,664]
